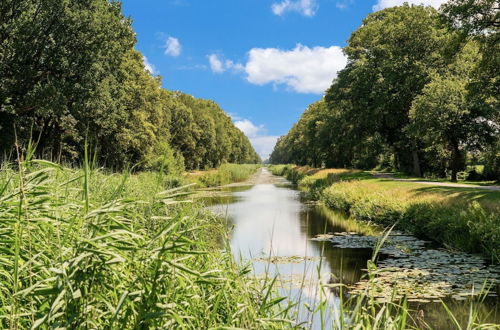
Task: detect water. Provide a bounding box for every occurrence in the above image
[206,168,500,329]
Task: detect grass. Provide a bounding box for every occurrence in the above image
[1,157,497,328]
[388,170,499,186]
[322,179,500,262]
[187,163,261,187]
[269,165,500,262]
[0,158,287,329]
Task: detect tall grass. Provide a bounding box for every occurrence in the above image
[195,163,261,187]
[0,158,287,328]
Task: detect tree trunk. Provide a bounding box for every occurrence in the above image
[412,149,422,177]
[450,142,461,183]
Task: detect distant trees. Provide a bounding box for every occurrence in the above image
[270,3,499,181]
[0,0,259,170]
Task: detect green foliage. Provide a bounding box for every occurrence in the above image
[0,0,135,162]
[196,164,260,187]
[0,0,260,172]
[270,3,499,181]
[169,93,260,170]
[0,160,286,329]
[408,42,496,181]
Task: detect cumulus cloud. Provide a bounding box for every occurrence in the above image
[208,54,244,74]
[142,56,158,75]
[373,0,447,11]
[251,136,280,161]
[208,54,224,73]
[245,44,347,94]
[271,0,318,17]
[235,119,279,160]
[235,119,263,138]
[164,36,181,57]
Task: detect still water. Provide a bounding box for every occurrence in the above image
[207,168,499,329]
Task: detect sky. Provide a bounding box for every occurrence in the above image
[121,0,448,160]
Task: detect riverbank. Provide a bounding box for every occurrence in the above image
[184,163,261,187]
[0,160,284,328]
[268,165,500,262]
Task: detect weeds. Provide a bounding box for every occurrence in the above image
[195,163,261,187]
[0,159,286,328]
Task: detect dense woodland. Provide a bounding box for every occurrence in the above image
[270,1,499,181]
[0,0,260,171]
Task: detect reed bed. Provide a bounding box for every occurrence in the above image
[195,163,261,187]
[0,156,286,329]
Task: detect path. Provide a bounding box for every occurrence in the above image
[373,173,500,191]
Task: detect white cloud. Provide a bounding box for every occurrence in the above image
[208,54,224,73]
[244,44,347,94]
[176,64,208,71]
[271,0,318,17]
[235,119,279,160]
[235,119,264,138]
[208,54,245,74]
[373,0,447,11]
[142,56,158,75]
[251,136,280,161]
[336,0,355,9]
[164,36,181,57]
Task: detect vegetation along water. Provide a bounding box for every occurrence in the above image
[0,0,499,329]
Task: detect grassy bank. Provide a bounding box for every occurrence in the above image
[0,159,286,329]
[2,159,497,328]
[186,163,261,187]
[269,165,500,262]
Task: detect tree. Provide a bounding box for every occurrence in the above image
[326,5,453,176]
[0,0,135,161]
[0,0,260,171]
[409,43,494,181]
[442,0,499,180]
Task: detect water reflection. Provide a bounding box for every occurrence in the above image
[206,169,499,329]
[208,171,373,327]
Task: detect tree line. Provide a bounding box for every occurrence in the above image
[270,1,499,181]
[0,0,260,171]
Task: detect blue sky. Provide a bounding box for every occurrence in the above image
[120,0,447,159]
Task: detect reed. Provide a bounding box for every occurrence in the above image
[0,158,286,329]
[195,163,261,187]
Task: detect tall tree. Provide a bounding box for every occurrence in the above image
[326,5,453,176]
[0,0,134,160]
[409,42,495,181]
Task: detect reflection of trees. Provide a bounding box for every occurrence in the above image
[298,206,372,286]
